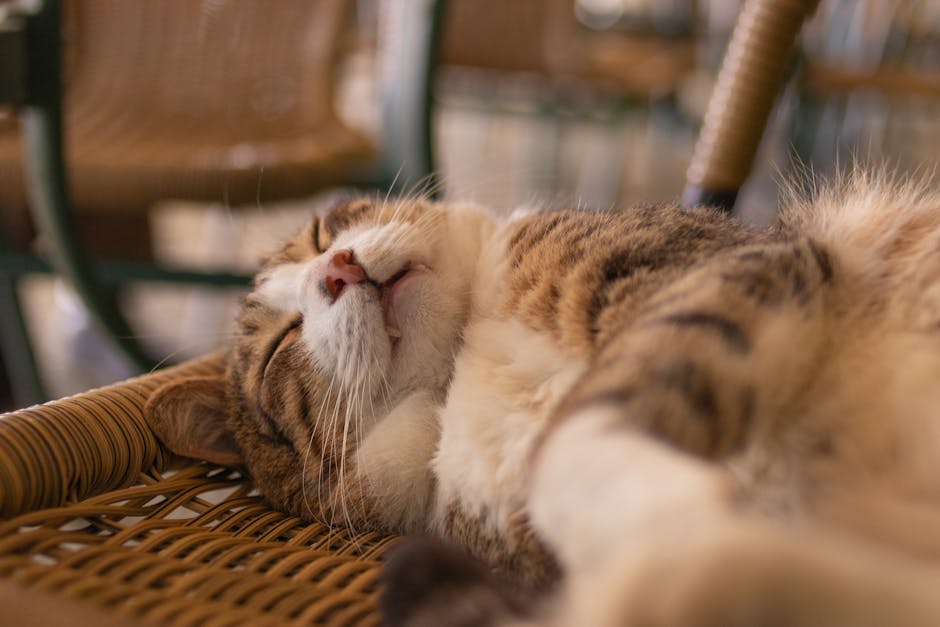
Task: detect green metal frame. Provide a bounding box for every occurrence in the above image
[0,2,166,377]
[0,232,44,406]
[378,0,445,196]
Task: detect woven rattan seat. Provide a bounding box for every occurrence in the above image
[0,355,396,626]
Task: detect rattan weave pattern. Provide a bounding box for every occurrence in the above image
[0,355,397,626]
[0,354,227,519]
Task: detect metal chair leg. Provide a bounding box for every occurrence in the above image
[18,0,156,372]
[378,0,446,197]
[0,271,46,408]
[683,0,821,212]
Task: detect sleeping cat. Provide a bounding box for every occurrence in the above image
[148,173,940,625]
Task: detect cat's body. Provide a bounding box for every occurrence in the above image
[149,174,940,625]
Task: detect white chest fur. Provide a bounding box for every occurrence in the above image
[431,317,586,531]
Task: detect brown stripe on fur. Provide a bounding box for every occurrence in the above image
[508,212,568,268]
[648,360,724,454]
[652,311,751,354]
[808,239,834,282]
[323,198,377,238]
[720,268,786,306]
[501,204,755,355]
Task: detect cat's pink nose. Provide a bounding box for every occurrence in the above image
[325,249,365,301]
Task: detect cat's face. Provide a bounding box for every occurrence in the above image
[147,195,494,529]
[148,197,493,525]
[245,199,463,413]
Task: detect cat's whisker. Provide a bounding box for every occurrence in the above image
[403,171,441,203]
[383,163,406,207]
[364,342,388,461]
[324,355,349,511]
[314,362,342,522]
[302,366,337,521]
[254,166,265,213]
[122,331,243,400]
[338,350,365,541]
[321,376,346,538]
[352,353,369,542]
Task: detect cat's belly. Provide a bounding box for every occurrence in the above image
[431,317,586,534]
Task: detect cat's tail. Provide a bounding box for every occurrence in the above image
[778,167,940,286]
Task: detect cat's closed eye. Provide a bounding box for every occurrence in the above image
[258,403,294,447]
[313,217,333,253]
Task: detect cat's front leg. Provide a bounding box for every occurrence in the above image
[357,390,440,532]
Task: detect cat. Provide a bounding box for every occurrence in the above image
[147,172,940,626]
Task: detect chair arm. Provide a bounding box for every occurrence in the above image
[0,353,224,518]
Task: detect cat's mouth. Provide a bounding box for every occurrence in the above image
[379,265,426,343]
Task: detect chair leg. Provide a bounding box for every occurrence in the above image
[378,0,445,197]
[682,0,821,212]
[0,273,46,408]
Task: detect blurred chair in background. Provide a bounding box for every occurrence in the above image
[435,0,698,208]
[0,0,440,408]
[0,0,374,248]
[442,0,696,95]
[794,0,940,173]
[431,0,939,218]
[710,0,940,222]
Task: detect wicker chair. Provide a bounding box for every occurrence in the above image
[0,0,818,624]
[0,355,397,626]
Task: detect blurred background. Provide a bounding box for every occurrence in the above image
[0,0,938,410]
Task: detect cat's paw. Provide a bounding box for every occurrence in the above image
[381,536,523,627]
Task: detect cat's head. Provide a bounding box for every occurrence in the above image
[147,196,494,527]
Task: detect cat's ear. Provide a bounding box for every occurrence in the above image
[145,375,243,466]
